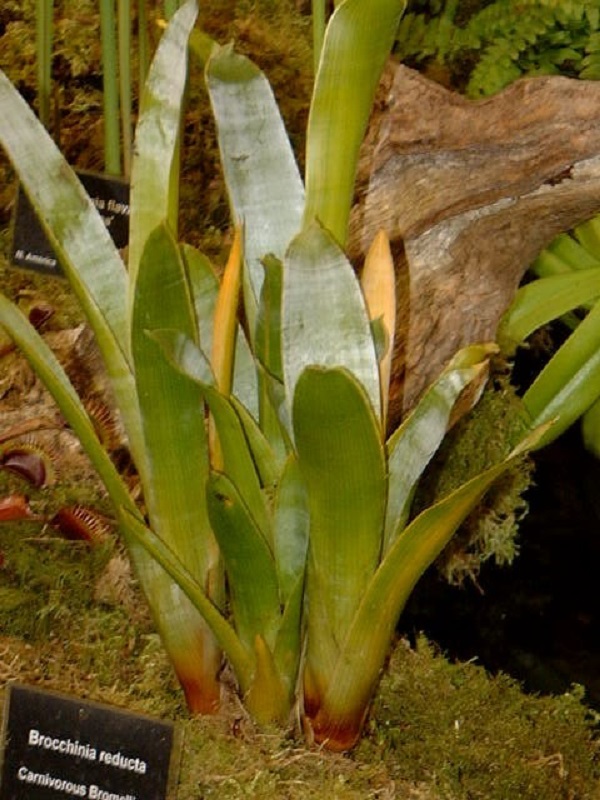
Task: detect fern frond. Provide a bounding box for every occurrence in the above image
[397,0,600,97]
[396,2,463,65]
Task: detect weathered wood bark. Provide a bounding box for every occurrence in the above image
[348,64,600,425]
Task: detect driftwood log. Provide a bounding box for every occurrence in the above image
[348,64,600,425]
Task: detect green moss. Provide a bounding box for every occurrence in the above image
[415,361,535,585]
[361,637,600,800]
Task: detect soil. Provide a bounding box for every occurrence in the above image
[1,2,600,798]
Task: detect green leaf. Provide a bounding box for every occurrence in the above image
[255,254,284,382]
[546,232,600,271]
[272,454,309,604]
[245,635,291,725]
[312,427,544,748]
[273,573,304,696]
[523,299,600,447]
[384,344,494,554]
[207,472,281,653]
[255,254,289,458]
[150,330,271,540]
[181,242,219,352]
[282,222,380,424]
[230,396,281,489]
[130,224,224,710]
[574,214,600,256]
[119,507,253,689]
[531,248,578,278]
[128,0,198,292]
[293,366,387,699]
[206,46,305,331]
[303,0,406,244]
[0,72,128,354]
[498,269,600,356]
[131,223,215,578]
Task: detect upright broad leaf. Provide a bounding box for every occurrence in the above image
[150,330,271,539]
[255,255,284,382]
[206,46,305,331]
[293,366,387,720]
[303,0,406,244]
[206,472,280,653]
[282,222,381,423]
[255,255,289,459]
[272,455,309,605]
[181,243,219,352]
[384,344,495,554]
[131,222,221,713]
[307,427,545,751]
[128,0,198,293]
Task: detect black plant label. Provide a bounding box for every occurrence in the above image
[11,171,130,276]
[0,683,179,800]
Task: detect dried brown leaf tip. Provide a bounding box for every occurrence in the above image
[50,506,112,545]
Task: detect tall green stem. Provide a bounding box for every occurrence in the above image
[311,0,326,72]
[118,0,132,178]
[164,0,179,20]
[100,0,122,175]
[137,0,150,86]
[35,0,53,128]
